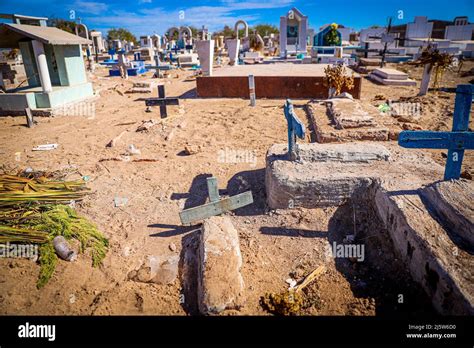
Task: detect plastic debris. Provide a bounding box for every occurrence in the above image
[32,144,58,151]
[114,197,128,207]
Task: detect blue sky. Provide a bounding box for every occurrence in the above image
[1,0,473,37]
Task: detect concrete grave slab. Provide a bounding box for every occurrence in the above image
[369,68,417,86]
[328,99,377,129]
[198,216,245,315]
[372,68,409,80]
[420,179,474,247]
[305,101,400,143]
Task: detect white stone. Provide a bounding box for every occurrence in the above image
[196,40,214,76]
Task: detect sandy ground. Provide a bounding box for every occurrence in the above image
[0,60,472,315]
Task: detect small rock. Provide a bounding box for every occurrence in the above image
[149,255,179,285]
[334,92,353,100]
[402,123,422,131]
[169,243,177,252]
[127,144,141,155]
[136,267,151,282]
[184,144,201,155]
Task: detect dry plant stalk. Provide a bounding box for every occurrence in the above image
[260,265,327,315]
[324,65,354,96]
[410,45,454,90]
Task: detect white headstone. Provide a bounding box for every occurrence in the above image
[406,16,433,39]
[196,40,215,76]
[445,24,474,41]
[227,39,240,65]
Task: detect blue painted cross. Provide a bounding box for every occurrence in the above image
[284,99,306,161]
[398,84,474,180]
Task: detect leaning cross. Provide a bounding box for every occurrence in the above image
[398,84,474,180]
[145,85,179,118]
[284,99,306,161]
[179,177,253,225]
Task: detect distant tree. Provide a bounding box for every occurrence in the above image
[370,25,381,29]
[188,26,199,38]
[165,27,179,40]
[213,25,236,38]
[164,26,198,40]
[252,24,279,37]
[47,17,76,33]
[324,23,341,46]
[107,28,138,44]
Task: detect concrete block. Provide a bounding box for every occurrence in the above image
[372,68,408,80]
[265,143,390,209]
[420,179,474,247]
[374,184,474,315]
[198,216,244,314]
[369,73,417,86]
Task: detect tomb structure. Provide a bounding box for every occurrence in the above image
[0,20,94,114]
[368,67,417,86]
[306,97,401,143]
[279,7,308,57]
[265,92,474,315]
[196,39,214,76]
[196,64,361,99]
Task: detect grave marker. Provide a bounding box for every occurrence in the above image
[145,85,179,118]
[398,84,474,180]
[248,75,256,106]
[25,107,33,128]
[179,177,253,225]
[284,99,306,161]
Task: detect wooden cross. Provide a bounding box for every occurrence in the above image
[398,84,474,180]
[179,177,253,225]
[284,99,306,161]
[145,85,179,118]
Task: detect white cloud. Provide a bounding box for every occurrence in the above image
[139,0,152,3]
[81,0,293,37]
[73,1,108,15]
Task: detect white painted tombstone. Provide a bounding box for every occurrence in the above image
[113,39,122,50]
[445,17,474,41]
[359,28,386,43]
[90,31,104,53]
[406,16,433,40]
[279,7,308,57]
[227,39,240,65]
[140,35,153,48]
[196,40,214,76]
[179,26,193,46]
[152,34,162,50]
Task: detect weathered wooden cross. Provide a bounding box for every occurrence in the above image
[284,99,306,161]
[144,85,179,118]
[398,84,474,180]
[179,177,253,225]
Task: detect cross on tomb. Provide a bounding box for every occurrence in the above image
[179,177,253,225]
[284,99,306,161]
[398,84,474,180]
[145,85,179,118]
